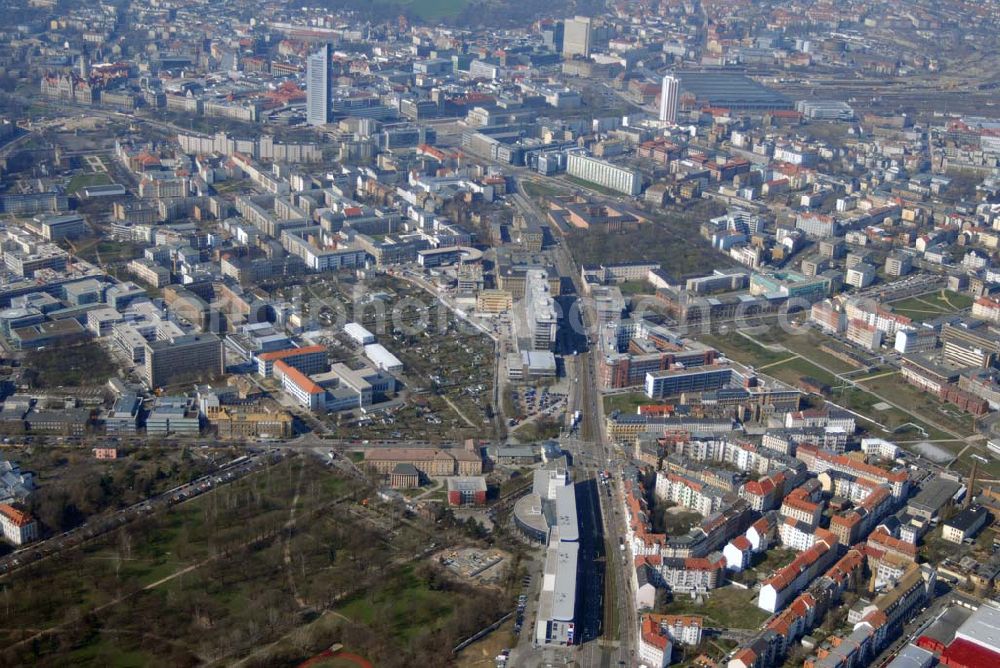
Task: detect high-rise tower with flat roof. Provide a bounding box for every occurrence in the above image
[306,44,332,126]
[562,16,592,58]
[659,73,679,124]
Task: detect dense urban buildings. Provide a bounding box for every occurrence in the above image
[4,0,1000,666]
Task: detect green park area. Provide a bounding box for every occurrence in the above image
[522,180,565,200]
[748,326,862,374]
[372,0,470,20]
[853,372,976,437]
[566,201,733,279]
[887,289,973,323]
[0,459,506,668]
[22,340,117,388]
[700,331,841,388]
[698,330,973,442]
[66,171,111,194]
[68,239,144,266]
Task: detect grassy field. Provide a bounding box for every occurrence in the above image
[749,548,798,579]
[399,0,470,19]
[698,332,788,368]
[659,585,769,629]
[66,171,111,194]
[522,180,565,200]
[854,372,975,437]
[757,355,841,390]
[603,392,654,415]
[955,447,1000,481]
[888,289,973,322]
[751,327,861,375]
[734,325,978,438]
[562,175,627,198]
[699,331,844,388]
[337,565,457,640]
[69,239,143,265]
[828,386,954,441]
[620,280,655,295]
[699,331,968,440]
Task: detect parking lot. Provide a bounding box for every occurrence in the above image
[508,386,567,427]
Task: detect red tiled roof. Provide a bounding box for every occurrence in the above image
[258,345,326,362]
[641,616,669,650]
[274,360,324,395]
[0,504,33,527]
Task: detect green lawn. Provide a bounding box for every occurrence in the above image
[703,329,858,382]
[749,548,797,579]
[522,181,565,200]
[759,355,840,390]
[855,372,975,437]
[562,175,628,198]
[888,290,973,323]
[400,0,470,19]
[955,447,1000,481]
[828,386,954,441]
[698,333,788,368]
[620,280,656,295]
[67,171,112,194]
[604,392,655,415]
[752,327,860,374]
[337,566,456,641]
[699,333,844,387]
[70,239,143,265]
[659,585,769,629]
[68,641,153,668]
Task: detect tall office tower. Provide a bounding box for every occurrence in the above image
[659,73,680,124]
[541,20,564,52]
[306,44,332,126]
[562,16,592,58]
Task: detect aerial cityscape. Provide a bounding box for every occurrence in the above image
[0,0,999,666]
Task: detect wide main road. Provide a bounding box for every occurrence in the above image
[513,174,636,666]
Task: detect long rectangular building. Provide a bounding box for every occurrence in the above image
[566,153,642,196]
[645,365,734,399]
[256,345,328,377]
[535,482,580,646]
[363,447,482,477]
